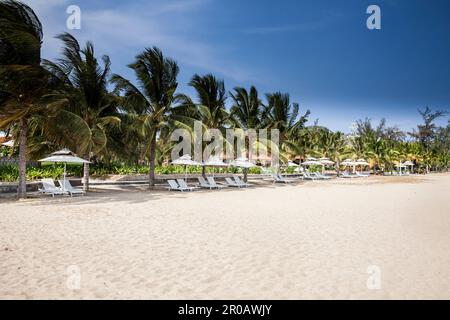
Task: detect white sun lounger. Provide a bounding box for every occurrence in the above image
[166,179,192,192]
[341,172,357,178]
[177,179,197,191]
[314,172,332,180]
[356,172,370,177]
[272,173,294,183]
[207,176,226,189]
[198,176,214,189]
[225,177,242,188]
[58,180,85,196]
[278,174,296,183]
[303,172,318,180]
[233,176,252,187]
[39,179,67,197]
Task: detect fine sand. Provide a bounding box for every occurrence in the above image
[0,174,449,299]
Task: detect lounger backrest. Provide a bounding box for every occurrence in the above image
[207,176,217,187]
[177,179,189,188]
[198,176,209,186]
[277,174,285,180]
[168,180,179,189]
[225,177,235,185]
[59,180,74,191]
[233,176,242,185]
[41,179,58,190]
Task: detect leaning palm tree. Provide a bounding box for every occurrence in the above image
[316,130,347,176]
[42,33,120,190]
[365,135,387,174]
[188,74,230,129]
[111,47,180,188]
[262,92,310,164]
[185,74,232,175]
[0,0,60,197]
[229,86,264,165]
[229,86,262,130]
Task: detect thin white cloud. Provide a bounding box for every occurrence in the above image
[21,0,256,82]
[244,17,337,35]
[152,0,212,15]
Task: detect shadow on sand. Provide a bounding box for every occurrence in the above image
[1,178,307,207]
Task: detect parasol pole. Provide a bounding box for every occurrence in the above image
[63,162,67,191]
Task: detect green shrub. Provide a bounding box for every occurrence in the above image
[248,167,261,174]
[0,162,267,182]
[0,165,18,182]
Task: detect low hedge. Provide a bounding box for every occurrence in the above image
[0,163,262,182]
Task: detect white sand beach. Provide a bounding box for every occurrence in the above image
[0,174,449,300]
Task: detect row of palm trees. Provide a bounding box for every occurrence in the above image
[1,1,449,198]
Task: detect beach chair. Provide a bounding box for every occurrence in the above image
[312,172,324,180]
[271,173,283,183]
[166,180,192,192]
[314,172,332,180]
[356,172,370,178]
[233,176,252,187]
[39,179,67,197]
[341,172,357,178]
[198,176,213,189]
[225,177,242,188]
[273,173,294,183]
[177,179,197,191]
[303,172,318,180]
[58,180,85,196]
[207,176,226,189]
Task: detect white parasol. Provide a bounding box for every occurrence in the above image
[39,149,89,191]
[231,157,256,169]
[203,156,229,177]
[1,140,14,147]
[172,154,202,180]
[231,157,256,182]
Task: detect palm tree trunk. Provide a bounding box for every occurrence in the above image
[336,159,340,177]
[243,168,248,182]
[148,133,157,188]
[83,154,90,191]
[202,165,206,178]
[17,118,28,198]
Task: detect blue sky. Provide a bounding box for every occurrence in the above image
[24,0,449,132]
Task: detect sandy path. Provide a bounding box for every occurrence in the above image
[0,174,449,299]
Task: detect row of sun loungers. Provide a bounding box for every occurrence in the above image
[341,172,371,178]
[383,171,410,176]
[167,176,253,192]
[39,178,85,197]
[38,170,375,196]
[303,172,332,180]
[272,173,297,183]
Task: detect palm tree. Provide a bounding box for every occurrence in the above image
[188,74,230,129]
[230,86,262,130]
[185,74,232,175]
[316,130,347,176]
[228,86,264,167]
[0,0,58,197]
[365,136,387,174]
[111,47,180,188]
[42,33,120,190]
[263,92,310,164]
